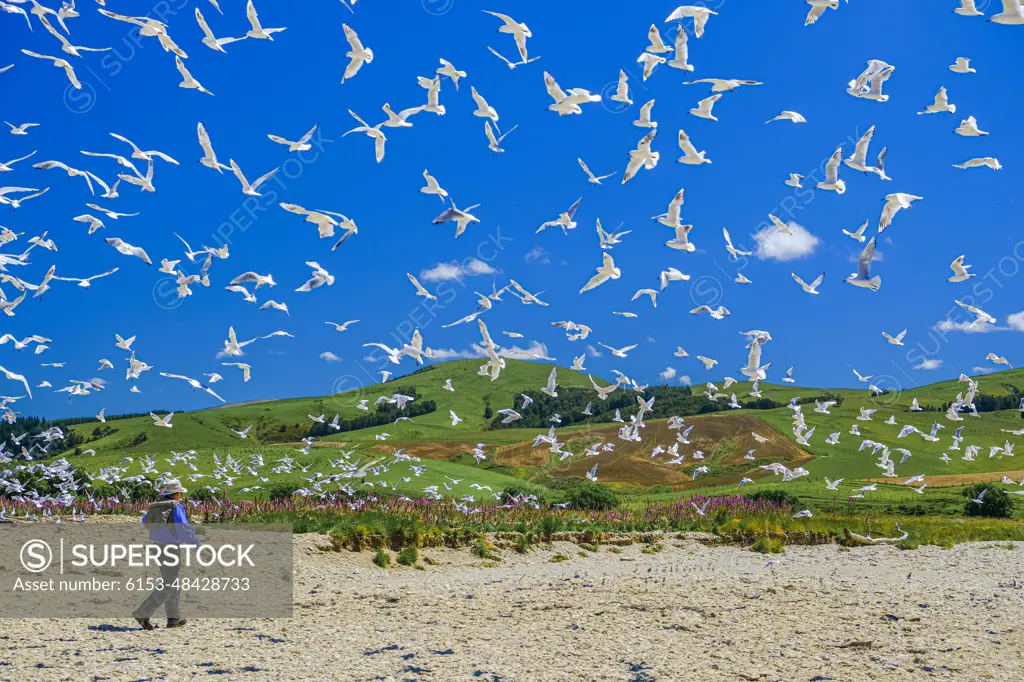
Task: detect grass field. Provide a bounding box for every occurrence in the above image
[9,360,1023,517]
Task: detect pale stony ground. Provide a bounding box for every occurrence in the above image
[0,533,1022,681]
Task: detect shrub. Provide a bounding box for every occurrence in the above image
[501,485,535,504]
[472,537,499,560]
[373,550,391,568]
[267,483,299,501]
[648,485,673,495]
[565,483,618,510]
[483,406,493,420]
[963,483,1013,518]
[514,534,532,554]
[548,554,569,563]
[751,536,785,554]
[745,489,799,508]
[397,546,418,566]
[188,487,220,503]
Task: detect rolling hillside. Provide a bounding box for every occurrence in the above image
[7,360,1024,504]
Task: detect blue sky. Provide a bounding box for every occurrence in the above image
[0,0,1021,418]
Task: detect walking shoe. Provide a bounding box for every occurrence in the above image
[166,618,188,628]
[135,618,156,631]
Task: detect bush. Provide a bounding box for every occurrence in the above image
[745,489,799,509]
[267,483,299,501]
[963,483,1013,518]
[188,487,220,503]
[397,546,418,566]
[501,485,536,504]
[471,537,499,560]
[751,536,785,554]
[373,549,391,568]
[648,485,673,495]
[483,406,493,420]
[565,483,618,511]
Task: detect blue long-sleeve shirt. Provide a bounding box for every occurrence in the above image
[142,502,200,546]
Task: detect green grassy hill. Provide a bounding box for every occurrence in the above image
[9,360,1024,508]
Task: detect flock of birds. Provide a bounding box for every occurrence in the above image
[0,1,1021,513]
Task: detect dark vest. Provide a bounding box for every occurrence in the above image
[144,499,178,526]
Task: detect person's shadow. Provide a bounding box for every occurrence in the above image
[88,624,136,633]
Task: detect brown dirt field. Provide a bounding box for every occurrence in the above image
[867,470,1024,487]
[366,441,482,460]
[496,413,813,488]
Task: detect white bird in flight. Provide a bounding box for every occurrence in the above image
[879,193,923,232]
[949,57,976,74]
[244,0,285,40]
[842,219,868,242]
[578,158,615,185]
[579,253,620,293]
[954,116,988,137]
[816,147,846,194]
[882,329,907,346]
[665,5,718,38]
[341,23,373,82]
[433,200,481,238]
[676,129,711,165]
[343,110,387,163]
[268,124,318,152]
[919,86,956,114]
[765,111,807,124]
[228,159,278,196]
[689,94,721,121]
[990,0,1024,25]
[948,255,976,283]
[792,271,825,295]
[846,238,881,291]
[622,130,659,184]
[953,157,1002,171]
[420,170,448,200]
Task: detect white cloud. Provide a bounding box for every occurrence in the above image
[419,258,497,283]
[679,375,692,386]
[659,367,677,382]
[497,341,552,361]
[972,366,995,375]
[913,358,943,370]
[319,352,342,363]
[585,344,602,358]
[430,347,482,360]
[754,221,820,261]
[1006,311,1024,331]
[524,246,550,265]
[936,319,1002,334]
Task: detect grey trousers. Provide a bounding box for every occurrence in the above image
[134,557,181,619]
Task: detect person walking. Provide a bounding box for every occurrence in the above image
[134,479,198,630]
